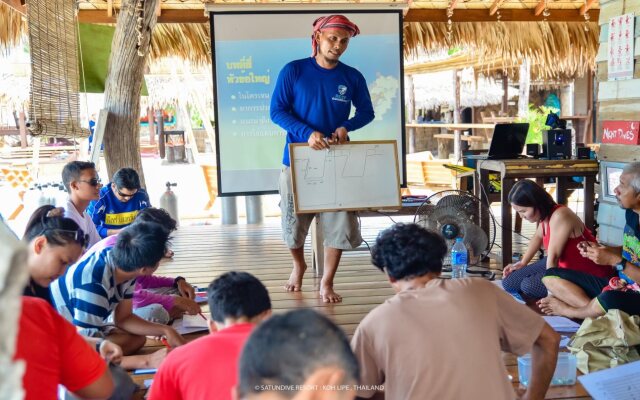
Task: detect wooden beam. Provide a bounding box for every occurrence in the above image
[0,0,25,15]
[107,0,113,17]
[534,0,546,16]
[404,8,599,22]
[580,0,596,15]
[489,0,507,16]
[156,0,162,17]
[78,7,598,24]
[78,8,208,24]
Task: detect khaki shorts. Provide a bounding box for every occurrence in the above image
[279,167,362,250]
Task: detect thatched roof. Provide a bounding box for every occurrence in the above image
[404,21,600,80]
[0,3,24,51]
[0,1,600,81]
[150,24,211,66]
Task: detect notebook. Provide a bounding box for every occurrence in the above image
[182,313,209,329]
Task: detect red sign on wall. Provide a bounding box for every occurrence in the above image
[602,121,640,145]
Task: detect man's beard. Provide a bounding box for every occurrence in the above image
[319,48,339,65]
[322,55,339,66]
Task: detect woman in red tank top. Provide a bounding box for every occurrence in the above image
[502,180,614,300]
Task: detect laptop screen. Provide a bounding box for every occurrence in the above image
[487,123,530,158]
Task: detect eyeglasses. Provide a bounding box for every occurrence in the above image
[40,228,90,248]
[78,178,101,187]
[116,187,138,199]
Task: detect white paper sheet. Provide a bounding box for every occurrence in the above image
[182,313,209,328]
[171,314,210,334]
[578,360,640,399]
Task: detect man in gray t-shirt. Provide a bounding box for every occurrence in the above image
[352,224,560,400]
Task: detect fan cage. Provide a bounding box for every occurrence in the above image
[413,190,497,271]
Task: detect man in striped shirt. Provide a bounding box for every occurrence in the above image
[51,222,186,368]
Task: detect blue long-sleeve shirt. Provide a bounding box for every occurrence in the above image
[87,184,150,238]
[270,57,375,166]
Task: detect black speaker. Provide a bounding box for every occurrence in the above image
[526,143,540,157]
[577,147,591,159]
[543,129,572,159]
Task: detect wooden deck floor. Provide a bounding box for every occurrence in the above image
[136,215,591,399]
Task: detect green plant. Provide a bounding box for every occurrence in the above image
[188,105,204,128]
[515,104,559,145]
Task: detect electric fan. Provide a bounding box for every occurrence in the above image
[414,190,497,271]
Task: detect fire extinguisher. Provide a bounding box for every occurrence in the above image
[160,182,179,226]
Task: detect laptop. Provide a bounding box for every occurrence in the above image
[466,123,530,160]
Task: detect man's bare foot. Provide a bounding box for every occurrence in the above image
[320,283,342,303]
[285,264,307,292]
[538,296,569,316]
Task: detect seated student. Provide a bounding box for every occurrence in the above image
[149,271,272,400]
[21,205,124,357]
[236,309,359,400]
[22,205,86,303]
[50,221,186,368]
[540,162,640,318]
[130,208,200,322]
[15,296,113,400]
[84,207,200,324]
[61,161,103,248]
[502,180,614,300]
[87,167,150,238]
[351,223,559,400]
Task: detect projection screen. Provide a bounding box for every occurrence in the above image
[210,8,406,196]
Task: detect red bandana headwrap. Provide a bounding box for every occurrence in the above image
[311,15,360,56]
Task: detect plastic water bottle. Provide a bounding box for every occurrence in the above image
[451,238,468,279]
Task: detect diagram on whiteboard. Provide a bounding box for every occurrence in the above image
[290,141,400,213]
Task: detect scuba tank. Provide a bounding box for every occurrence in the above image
[37,184,51,207]
[159,182,179,226]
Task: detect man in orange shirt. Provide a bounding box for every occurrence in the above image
[15,297,114,400]
[149,272,272,400]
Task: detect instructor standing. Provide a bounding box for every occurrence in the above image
[270,15,375,303]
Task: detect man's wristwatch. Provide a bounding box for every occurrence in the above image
[615,260,626,272]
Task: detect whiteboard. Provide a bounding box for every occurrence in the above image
[289,141,401,213]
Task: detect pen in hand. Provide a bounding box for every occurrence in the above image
[160,337,171,350]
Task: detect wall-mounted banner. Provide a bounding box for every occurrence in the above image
[607,13,635,81]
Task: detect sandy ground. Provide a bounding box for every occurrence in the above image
[1,151,284,235]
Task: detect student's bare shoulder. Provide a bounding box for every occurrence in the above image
[549,206,579,225]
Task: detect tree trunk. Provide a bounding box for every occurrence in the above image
[103,0,159,187]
